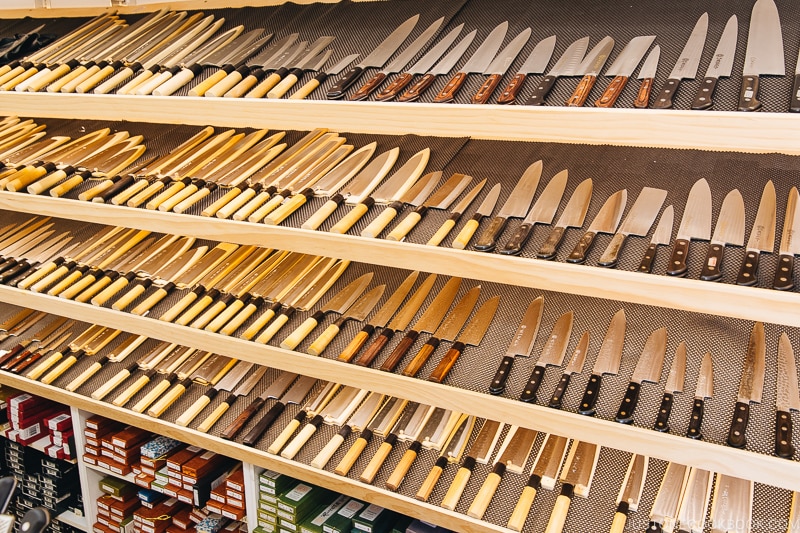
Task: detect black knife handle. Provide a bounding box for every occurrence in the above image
[773,254,795,290]
[615,382,641,424]
[519,366,546,403]
[243,401,286,447]
[549,373,571,409]
[567,230,597,264]
[738,75,762,112]
[736,251,760,286]
[727,401,751,448]
[474,216,508,252]
[647,521,665,533]
[489,355,515,395]
[638,243,659,273]
[687,398,705,439]
[578,373,602,416]
[537,226,566,259]
[398,73,436,102]
[691,76,718,110]
[652,78,681,109]
[327,66,364,99]
[500,222,534,255]
[667,238,691,276]
[654,392,674,432]
[776,410,795,458]
[700,243,725,281]
[791,74,800,112]
[524,75,557,106]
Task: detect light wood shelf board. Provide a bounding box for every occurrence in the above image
[0,192,797,327]
[0,286,798,492]
[56,510,88,532]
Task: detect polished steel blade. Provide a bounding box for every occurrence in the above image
[705,15,738,78]
[371,149,429,203]
[549,36,590,76]
[432,286,480,341]
[554,178,593,229]
[650,463,689,526]
[370,397,407,434]
[286,259,346,311]
[665,342,687,394]
[710,475,753,533]
[395,403,432,439]
[425,172,472,209]
[587,189,627,233]
[214,30,269,66]
[592,308,626,375]
[497,160,542,218]
[341,148,399,203]
[711,189,745,245]
[313,142,376,196]
[409,24,464,75]
[517,35,557,75]
[695,352,714,400]
[321,273,373,314]
[746,180,776,252]
[780,187,800,255]
[369,271,419,329]
[473,183,501,217]
[505,297,543,358]
[483,28,531,75]
[442,414,473,461]
[677,178,712,241]
[652,205,674,245]
[391,170,440,207]
[461,21,508,74]
[776,332,800,412]
[359,14,420,68]
[576,36,614,76]
[496,427,537,473]
[743,0,785,76]
[531,434,569,486]
[383,17,443,74]
[344,284,385,321]
[561,441,599,496]
[678,468,713,533]
[450,179,486,216]
[284,375,318,405]
[416,407,450,444]
[263,40,307,70]
[618,454,648,511]
[631,327,667,384]
[215,361,256,392]
[466,420,504,463]
[185,27,243,65]
[536,311,573,367]
[522,169,568,224]
[304,50,333,73]
[328,54,360,75]
[619,187,668,236]
[668,13,709,79]
[348,392,385,430]
[292,36,336,69]
[738,322,765,403]
[386,273,438,331]
[248,33,298,67]
[430,30,477,75]
[457,296,500,346]
[565,331,590,374]
[411,276,461,333]
[605,36,655,77]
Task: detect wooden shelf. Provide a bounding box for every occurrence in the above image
[82,461,137,484]
[56,510,88,532]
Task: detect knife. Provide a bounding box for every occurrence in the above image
[327,14,420,98]
[579,308,626,416]
[739,0,784,111]
[267,50,334,99]
[426,179,487,246]
[489,296,544,395]
[634,45,660,108]
[348,17,444,101]
[537,178,593,259]
[599,187,668,267]
[773,187,800,290]
[305,284,386,355]
[667,178,712,276]
[415,414,475,502]
[710,474,753,533]
[638,205,674,273]
[691,15,738,110]
[654,341,686,433]
[474,160,542,251]
[432,21,509,104]
[736,180,776,286]
[501,169,568,255]
[615,327,667,424]
[441,419,504,511]
[471,28,531,105]
[609,454,648,533]
[687,351,714,440]
[700,189,745,281]
[216,370,299,440]
[250,37,336,98]
[290,53,359,100]
[548,331,590,410]
[397,30,477,103]
[567,189,627,264]
[544,440,600,533]
[524,36,589,106]
[594,35,655,108]
[519,311,573,403]
[648,462,690,533]
[775,332,799,458]
[452,183,501,250]
[653,13,708,109]
[677,467,713,533]
[496,35,556,105]
[727,321,765,448]
[266,380,339,453]
[566,36,614,107]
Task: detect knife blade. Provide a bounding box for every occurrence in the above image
[667,178,712,276]
[472,28,531,105]
[648,462,690,533]
[727,321,765,448]
[692,15,738,110]
[710,474,753,533]
[415,414,475,501]
[266,49,335,99]
[489,296,543,395]
[654,341,687,433]
[441,419,504,511]
[615,327,667,424]
[289,53,359,100]
[700,189,745,281]
[566,36,614,107]
[579,308,626,416]
[497,35,556,105]
[638,205,674,273]
[305,284,386,355]
[773,187,800,290]
[501,169,569,255]
[609,454,648,533]
[653,13,709,109]
[775,332,799,458]
[246,376,325,449]
[475,160,542,251]
[525,36,589,105]
[736,180,776,286]
[677,467,713,533]
[739,0,784,111]
[545,440,600,533]
[452,183,502,250]
[567,189,627,264]
[537,178,593,259]
[518,310,575,405]
[687,351,714,440]
[426,178,487,246]
[595,35,655,108]
[548,330,590,409]
[634,45,660,108]
[598,187,668,267]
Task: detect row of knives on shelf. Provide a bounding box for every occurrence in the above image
[0,0,797,110]
[0,217,796,459]
[0,116,796,288]
[0,307,797,532]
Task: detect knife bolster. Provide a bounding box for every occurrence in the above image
[727,401,750,448]
[775,410,795,458]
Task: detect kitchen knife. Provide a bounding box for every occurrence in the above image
[537,178,593,259]
[496,35,556,105]
[700,189,745,281]
[415,414,475,501]
[216,370,298,440]
[579,308,626,416]
[615,327,667,424]
[638,205,674,273]
[472,27,531,104]
[489,296,543,395]
[609,454,648,533]
[738,0,784,111]
[775,332,799,458]
[426,178,486,246]
[653,13,708,109]
[736,180,776,286]
[305,284,386,355]
[667,178,712,276]
[654,341,686,433]
[566,36,614,107]
[440,419,504,511]
[545,440,600,533]
[677,467,713,533]
[634,45,660,108]
[567,189,627,264]
[710,474,753,533]
[687,351,714,440]
[647,462,689,533]
[290,53,359,100]
[548,331,590,409]
[598,187,667,267]
[692,15,738,110]
[452,183,501,250]
[595,35,655,108]
[265,380,340,453]
[727,321,765,448]
[519,310,573,403]
[773,187,800,290]
[525,36,589,106]
[266,50,333,99]
[501,169,568,255]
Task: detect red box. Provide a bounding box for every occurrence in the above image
[220,504,244,521]
[45,412,72,432]
[112,427,151,450]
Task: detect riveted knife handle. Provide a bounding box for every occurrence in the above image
[791,74,800,112]
[666,238,691,276]
[687,398,705,439]
[597,233,628,267]
[399,73,436,102]
[497,73,528,105]
[549,374,572,409]
[578,373,602,416]
[654,392,674,432]
[773,254,795,290]
[567,230,597,264]
[519,365,546,403]
[638,242,659,273]
[375,72,414,101]
[700,243,725,281]
[355,329,393,367]
[727,401,751,448]
[775,410,795,458]
[472,74,503,105]
[402,337,439,377]
[380,330,418,372]
[537,226,567,259]
[433,72,468,103]
[691,76,718,110]
[221,396,265,440]
[474,216,508,251]
[738,75,762,112]
[652,78,681,109]
[349,72,387,101]
[500,222,534,256]
[328,66,364,99]
[736,251,760,286]
[566,74,597,107]
[416,456,447,501]
[595,76,628,108]
[338,326,373,363]
[429,341,465,383]
[615,381,641,424]
[524,75,557,106]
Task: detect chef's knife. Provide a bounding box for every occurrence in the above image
[501,169,568,255]
[727,322,765,448]
[598,186,667,267]
[537,178,593,259]
[441,419,504,511]
[548,330,589,410]
[594,35,655,108]
[579,308,626,416]
[667,178,712,276]
[567,189,627,264]
[609,454,648,533]
[638,205,674,273]
[519,311,573,404]
[545,440,600,533]
[700,189,745,281]
[687,351,714,440]
[775,332,799,458]
[615,327,667,424]
[634,45,660,108]
[736,180,775,286]
[489,296,543,395]
[524,36,589,106]
[648,462,689,533]
[773,187,800,290]
[653,13,708,109]
[738,0,784,111]
[566,36,614,107]
[692,15,738,110]
[654,341,686,433]
[471,27,531,105]
[496,35,556,105]
[452,183,501,250]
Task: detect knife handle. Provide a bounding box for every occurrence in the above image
[497,73,528,105]
[359,434,396,483]
[335,431,371,476]
[647,522,664,533]
[427,218,457,246]
[246,72,283,99]
[442,459,474,510]
[699,243,726,281]
[578,373,603,416]
[268,72,301,99]
[380,330,418,372]
[652,78,681,109]
[349,72,387,101]
[566,74,597,107]
[738,75,762,112]
[416,456,447,502]
[328,66,364,99]
[330,200,372,235]
[654,392,674,432]
[220,396,265,441]
[311,428,349,469]
[467,464,504,519]
[398,73,437,102]
[615,382,641,424]
[500,222,535,256]
[773,254,795,290]
[386,441,419,491]
[594,76,629,108]
[375,73,414,102]
[736,251,760,286]
[687,398,705,439]
[266,191,311,225]
[362,205,399,238]
[281,314,321,350]
[609,502,629,533]
[132,377,173,413]
[402,337,439,377]
[433,72,468,103]
[177,393,213,427]
[567,230,597,264]
[474,216,508,251]
[189,69,227,97]
[78,64,115,93]
[282,415,322,459]
[428,341,465,383]
[268,411,304,454]
[472,74,503,105]
[666,238,691,276]
[524,75,557,106]
[65,358,106,392]
[355,329,394,367]
[537,226,567,259]
[638,242,659,273]
[691,76,718,110]
[387,210,424,241]
[112,373,151,407]
[597,233,628,268]
[544,487,573,533]
[727,401,751,448]
[40,354,77,385]
[452,218,481,250]
[255,312,291,345]
[224,74,258,98]
[338,327,373,363]
[549,374,571,409]
[507,480,539,531]
[26,351,63,381]
[775,410,795,458]
[206,68,245,98]
[303,198,341,230]
[308,323,341,356]
[519,365,546,403]
[245,402,288,447]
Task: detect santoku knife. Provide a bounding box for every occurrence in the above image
[667,178,712,276]
[501,169,568,255]
[471,27,531,105]
[566,36,614,107]
[496,35,556,105]
[519,311,573,403]
[579,308,626,416]
[736,180,775,286]
[692,15,738,110]
[775,332,799,458]
[594,35,655,108]
[548,330,589,409]
[700,189,745,281]
[597,186,667,267]
[654,341,686,433]
[687,351,714,440]
[773,187,800,290]
[567,189,627,264]
[489,296,543,395]
[653,13,708,109]
[615,327,667,424]
[738,0,784,111]
[524,36,589,106]
[727,321,765,448]
[537,178,593,259]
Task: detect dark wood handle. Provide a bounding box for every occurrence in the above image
[496,73,527,104]
[736,250,760,286]
[727,401,751,448]
[687,398,705,439]
[634,77,653,108]
[691,76,718,110]
[489,355,515,395]
[220,397,264,440]
[243,401,286,447]
[402,338,439,377]
[433,72,468,103]
[471,74,502,104]
[594,76,628,108]
[355,329,393,367]
[615,381,641,424]
[648,522,665,533]
[380,330,418,372]
[349,72,387,101]
[474,216,508,251]
[398,73,436,102]
[500,222,534,256]
[638,242,659,273]
[578,373,602,416]
[327,66,364,99]
[566,74,596,107]
[567,230,596,264]
[537,226,566,259]
[773,254,795,290]
[429,342,464,383]
[775,410,795,458]
[549,373,572,409]
[0,345,24,367]
[375,72,414,101]
[700,243,726,281]
[791,74,800,112]
[652,78,681,109]
[519,365,546,403]
[738,75,762,112]
[97,175,135,203]
[524,75,557,105]
[666,238,691,276]
[654,392,674,432]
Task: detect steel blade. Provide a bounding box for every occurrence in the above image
[340,148,399,202]
[322,386,364,421]
[467,420,504,464]
[780,188,800,255]
[368,271,419,328]
[214,361,255,392]
[506,297,544,358]
[294,259,349,312]
[631,327,667,384]
[286,376,320,406]
[619,187,668,236]
[587,189,628,233]
[248,33,298,67]
[705,15,738,78]
[516,35,557,75]
[371,148,430,203]
[605,36,655,77]
[263,40,307,70]
[321,273,373,314]
[777,332,800,412]
[549,36,590,76]
[418,407,452,446]
[313,142,376,196]
[638,45,660,79]
[304,50,332,72]
[430,30,477,75]
[554,178,593,228]
[592,309,626,375]
[677,178,712,241]
[348,392,385,430]
[496,427,537,473]
[461,21,508,74]
[424,172,472,209]
[344,284,385,321]
[711,189,746,245]
[231,364,268,396]
[695,352,714,400]
[710,475,753,533]
[617,454,648,511]
[738,322,766,404]
[523,169,568,225]
[328,54,360,75]
[531,434,569,486]
[665,342,687,394]
[383,17,444,74]
[213,30,269,66]
[565,331,590,374]
[743,0,785,76]
[359,14,420,68]
[396,403,432,439]
[292,36,336,69]
[411,276,462,333]
[652,205,674,245]
[386,273,437,331]
[185,27,243,65]
[432,286,480,341]
[537,311,573,367]
[561,441,599,496]
[409,24,464,75]
[576,36,614,76]
[678,468,713,532]
[498,160,542,218]
[456,296,500,346]
[746,180,776,252]
[450,179,486,216]
[369,397,407,435]
[483,28,531,75]
[650,463,689,527]
[668,13,709,79]
[256,371,298,402]
[442,414,474,461]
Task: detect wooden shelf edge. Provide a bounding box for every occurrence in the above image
[0,92,798,154]
[0,285,798,493]
[56,510,88,532]
[0,192,797,327]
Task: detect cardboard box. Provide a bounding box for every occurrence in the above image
[321,500,365,533]
[220,504,244,521]
[166,446,203,471]
[112,426,151,450]
[299,496,348,533]
[46,412,72,432]
[277,483,334,525]
[351,505,397,533]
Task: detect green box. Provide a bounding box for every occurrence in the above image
[277,483,334,524]
[299,495,349,533]
[322,499,365,533]
[259,470,296,495]
[351,504,398,533]
[390,516,414,533]
[99,477,136,499]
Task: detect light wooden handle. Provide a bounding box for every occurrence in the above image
[246,73,281,98]
[111,283,145,311]
[77,178,112,200]
[77,65,114,93]
[338,330,369,362]
[65,361,102,392]
[290,78,321,100]
[50,175,84,197]
[214,190,253,219]
[96,67,136,94]
[27,64,70,92]
[159,291,198,322]
[233,193,271,220]
[132,379,171,413]
[452,219,480,249]
[281,423,317,459]
[6,166,47,192]
[192,301,226,329]
[1,67,37,91]
[153,69,193,96]
[427,219,456,246]
[91,369,130,400]
[441,467,471,510]
[0,66,25,86]
[147,383,186,417]
[196,400,228,433]
[176,294,213,326]
[265,194,307,225]
[91,277,129,306]
[201,188,240,217]
[255,312,290,344]
[468,472,502,519]
[159,184,196,212]
[50,65,86,92]
[27,169,66,195]
[335,437,367,476]
[134,70,170,95]
[112,375,150,406]
[41,355,77,385]
[17,262,57,290]
[146,181,184,210]
[416,464,444,502]
[330,203,369,234]
[220,303,258,337]
[544,494,572,533]
[387,211,422,241]
[307,324,340,356]
[224,74,257,98]
[125,181,160,206]
[47,270,83,296]
[30,265,69,293]
[206,300,243,332]
[245,194,282,222]
[302,200,339,230]
[386,448,417,491]
[242,307,277,340]
[177,394,212,427]
[27,353,63,380]
[189,70,226,97]
[359,441,393,483]
[173,187,210,214]
[609,511,627,533]
[59,273,98,300]
[280,317,318,350]
[267,418,301,454]
[311,433,344,469]
[206,71,242,97]
[508,486,537,531]
[131,287,167,316]
[268,74,299,99]
[361,207,397,238]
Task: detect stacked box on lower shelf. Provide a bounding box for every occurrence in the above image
[6,392,74,459]
[94,476,140,533]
